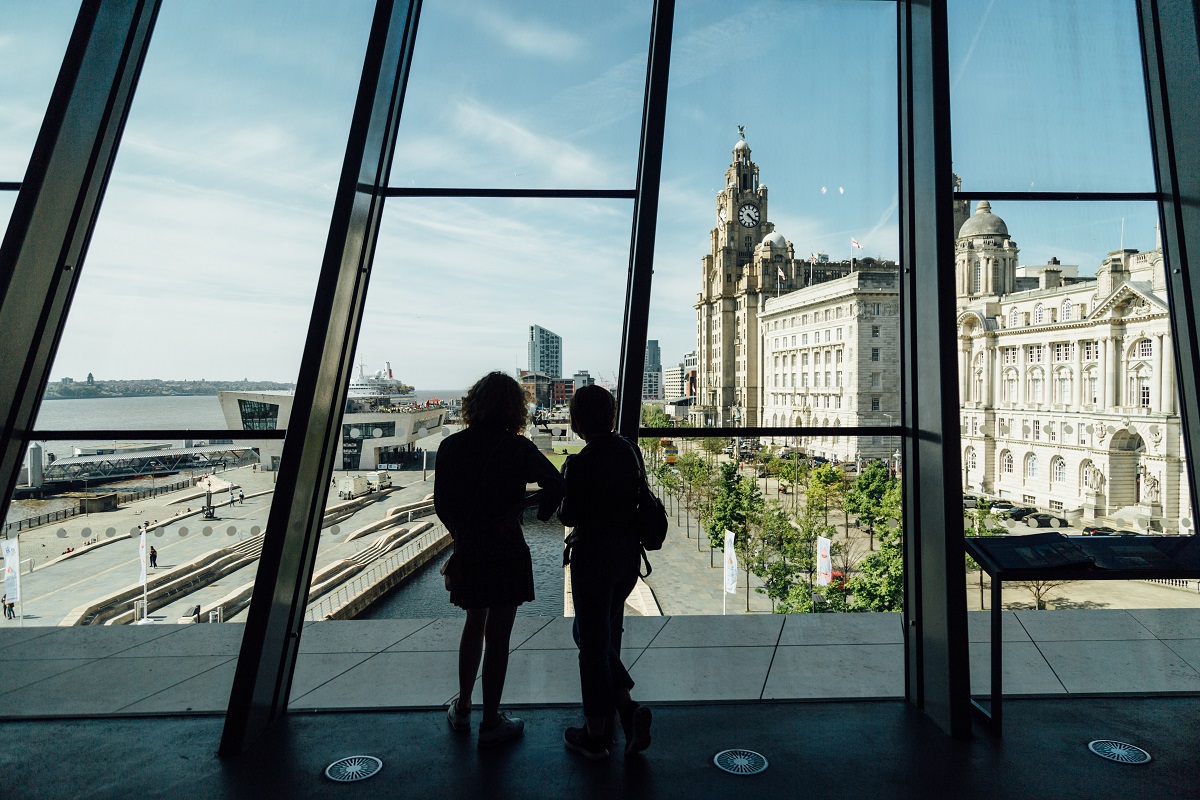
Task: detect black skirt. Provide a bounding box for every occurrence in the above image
[449,523,535,610]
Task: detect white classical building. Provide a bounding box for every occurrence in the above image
[955,199,1188,533]
[758,267,901,465]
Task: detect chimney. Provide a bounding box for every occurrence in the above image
[1041,268,1062,290]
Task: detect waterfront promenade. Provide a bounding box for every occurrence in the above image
[5,464,441,627]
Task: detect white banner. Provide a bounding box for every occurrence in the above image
[2,539,21,603]
[139,531,147,585]
[816,535,832,586]
[724,530,738,594]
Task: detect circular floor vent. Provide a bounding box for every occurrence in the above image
[325,755,383,782]
[713,749,768,775]
[1088,740,1151,764]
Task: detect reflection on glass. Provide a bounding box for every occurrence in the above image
[390,0,651,189]
[948,0,1154,192]
[0,190,15,235]
[0,2,79,179]
[48,1,374,390]
[648,0,899,452]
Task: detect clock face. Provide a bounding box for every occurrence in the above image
[738,203,760,227]
[718,206,728,224]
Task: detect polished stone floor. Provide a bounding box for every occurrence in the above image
[4,698,1198,799]
[2,609,1200,716]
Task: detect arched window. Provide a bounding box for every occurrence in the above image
[965,447,977,472]
[1001,451,1014,475]
[1026,453,1039,479]
[1060,299,1073,321]
[1052,457,1066,483]
[1028,368,1045,403]
[1009,307,1020,328]
[1080,460,1095,490]
[1054,368,1072,404]
[1083,368,1099,405]
[1034,303,1045,324]
[1137,338,1153,359]
[1003,369,1019,402]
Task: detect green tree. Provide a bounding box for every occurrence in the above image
[845,527,904,611]
[700,437,727,465]
[846,461,894,551]
[706,462,759,569]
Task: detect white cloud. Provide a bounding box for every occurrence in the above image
[469,6,587,61]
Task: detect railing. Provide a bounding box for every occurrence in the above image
[305,522,449,622]
[4,505,82,535]
[4,477,198,536]
[1143,578,1198,592]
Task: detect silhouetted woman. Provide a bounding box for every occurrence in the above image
[434,371,563,748]
[558,384,652,759]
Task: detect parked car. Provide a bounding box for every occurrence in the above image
[963,494,979,509]
[997,506,1037,521]
[1026,512,1067,528]
[1083,526,1137,536]
[987,499,1015,511]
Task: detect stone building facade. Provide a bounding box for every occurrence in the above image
[691,137,800,427]
[955,200,1188,533]
[759,266,901,465]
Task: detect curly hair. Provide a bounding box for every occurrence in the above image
[569,384,616,439]
[460,371,528,433]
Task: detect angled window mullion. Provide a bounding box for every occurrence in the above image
[617,0,675,438]
[219,0,423,756]
[898,0,971,739]
[1139,0,1200,538]
[0,0,161,532]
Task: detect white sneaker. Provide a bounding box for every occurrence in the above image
[477,712,523,748]
[447,701,470,731]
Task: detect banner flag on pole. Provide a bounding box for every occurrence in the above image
[139,530,147,585]
[724,530,738,594]
[851,238,863,249]
[816,535,832,586]
[2,539,20,603]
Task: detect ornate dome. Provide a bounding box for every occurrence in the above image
[762,230,787,250]
[734,138,750,152]
[957,199,1009,239]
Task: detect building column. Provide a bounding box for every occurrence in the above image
[1074,340,1085,408]
[1162,333,1175,414]
[983,343,994,406]
[1101,336,1113,407]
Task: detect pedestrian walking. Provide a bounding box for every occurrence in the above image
[149,547,158,569]
[239,490,245,504]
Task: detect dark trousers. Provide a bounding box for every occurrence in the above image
[569,536,641,719]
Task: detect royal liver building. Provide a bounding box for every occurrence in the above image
[956,200,1187,533]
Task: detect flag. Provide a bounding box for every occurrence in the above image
[777,266,786,280]
[724,530,738,594]
[851,238,863,249]
[816,536,832,586]
[810,253,817,264]
[139,530,147,585]
[2,539,20,603]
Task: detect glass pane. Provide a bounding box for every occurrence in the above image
[3,437,260,715]
[43,0,373,411]
[649,0,900,446]
[948,0,1154,193]
[0,2,79,179]
[389,0,652,190]
[955,200,1197,601]
[0,190,14,233]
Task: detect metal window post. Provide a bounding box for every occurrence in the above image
[0,0,161,526]
[897,0,971,738]
[616,0,675,438]
[1139,0,1200,525]
[219,0,422,756]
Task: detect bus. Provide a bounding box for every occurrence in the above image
[660,438,678,466]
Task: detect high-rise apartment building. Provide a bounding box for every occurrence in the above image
[527,324,562,379]
[643,339,663,401]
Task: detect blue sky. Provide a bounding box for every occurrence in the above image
[2,0,1159,393]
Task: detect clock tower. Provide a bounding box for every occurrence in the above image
[693,134,797,427]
